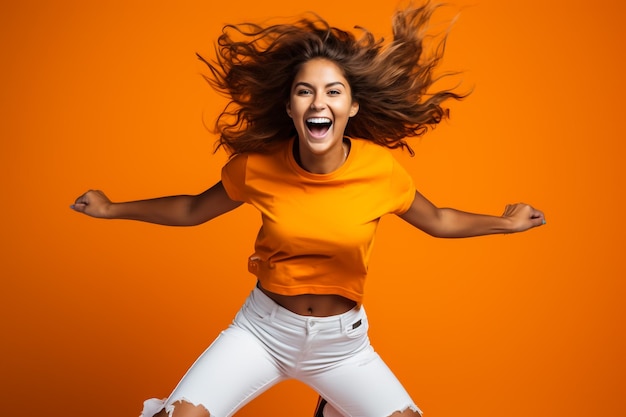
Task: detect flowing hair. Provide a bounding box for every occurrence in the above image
[198,1,466,155]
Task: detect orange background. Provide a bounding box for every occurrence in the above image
[1,1,624,416]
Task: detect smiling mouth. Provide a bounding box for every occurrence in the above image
[306,117,332,137]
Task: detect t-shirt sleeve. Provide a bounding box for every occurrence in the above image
[389,157,416,215]
[220,153,249,202]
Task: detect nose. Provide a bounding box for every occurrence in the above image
[310,95,326,111]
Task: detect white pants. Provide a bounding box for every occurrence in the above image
[141,287,421,417]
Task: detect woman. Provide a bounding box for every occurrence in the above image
[71,3,545,417]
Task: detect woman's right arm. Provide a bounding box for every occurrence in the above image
[70,181,242,226]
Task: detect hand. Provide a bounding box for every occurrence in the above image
[70,189,113,218]
[502,203,546,233]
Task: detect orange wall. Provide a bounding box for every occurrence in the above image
[1,1,624,416]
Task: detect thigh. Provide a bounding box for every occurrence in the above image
[163,324,286,417]
[308,348,422,417]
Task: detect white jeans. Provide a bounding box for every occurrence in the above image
[141,287,421,417]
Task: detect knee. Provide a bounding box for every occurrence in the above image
[155,400,211,417]
[388,408,422,417]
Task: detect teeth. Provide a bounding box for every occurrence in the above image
[307,117,331,124]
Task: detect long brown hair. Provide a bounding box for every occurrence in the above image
[198,2,465,155]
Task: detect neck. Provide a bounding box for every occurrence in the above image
[294,139,349,174]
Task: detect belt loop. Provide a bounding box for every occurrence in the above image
[339,314,347,333]
[269,302,278,321]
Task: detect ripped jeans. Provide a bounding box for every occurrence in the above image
[140,287,421,417]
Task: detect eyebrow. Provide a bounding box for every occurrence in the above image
[294,81,347,89]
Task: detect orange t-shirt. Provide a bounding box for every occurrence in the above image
[221,137,416,303]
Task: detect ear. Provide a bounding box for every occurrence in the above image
[286,101,292,118]
[349,101,359,117]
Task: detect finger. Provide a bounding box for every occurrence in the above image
[72,198,87,210]
[528,207,545,220]
[529,210,546,226]
[70,202,86,212]
[74,189,98,204]
[532,216,546,227]
[71,191,93,212]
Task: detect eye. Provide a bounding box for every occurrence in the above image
[296,88,312,96]
[328,89,341,96]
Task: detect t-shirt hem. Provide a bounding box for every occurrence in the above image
[257,279,364,304]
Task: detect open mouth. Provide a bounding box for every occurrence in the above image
[306,117,332,137]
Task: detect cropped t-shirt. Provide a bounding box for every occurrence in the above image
[221,137,416,303]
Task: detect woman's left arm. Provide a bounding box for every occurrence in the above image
[398,190,545,238]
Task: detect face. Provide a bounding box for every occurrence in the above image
[286,58,359,169]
